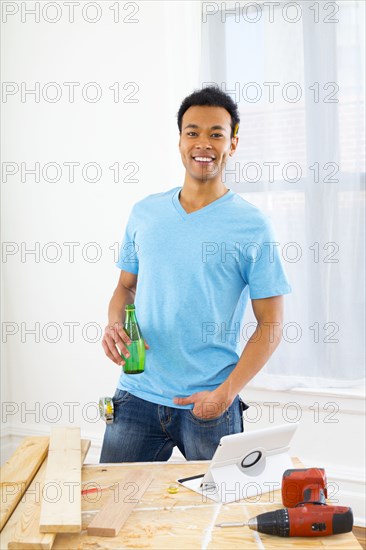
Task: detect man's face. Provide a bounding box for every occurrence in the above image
[178,105,238,183]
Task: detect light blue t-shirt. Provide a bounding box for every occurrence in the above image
[115,187,291,408]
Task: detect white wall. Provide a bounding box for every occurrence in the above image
[1,0,201,450]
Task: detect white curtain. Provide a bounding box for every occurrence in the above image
[201,0,365,388]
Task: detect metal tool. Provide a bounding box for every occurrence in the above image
[99,397,114,424]
[216,468,353,537]
[216,519,257,529]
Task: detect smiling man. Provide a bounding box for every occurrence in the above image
[100,86,291,463]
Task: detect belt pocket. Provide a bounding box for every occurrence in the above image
[112,388,132,406]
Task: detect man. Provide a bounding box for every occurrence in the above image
[100,86,291,462]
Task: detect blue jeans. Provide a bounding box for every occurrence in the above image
[100,389,247,462]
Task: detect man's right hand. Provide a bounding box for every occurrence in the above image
[102,323,149,366]
[102,324,131,366]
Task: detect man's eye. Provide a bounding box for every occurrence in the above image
[187,132,198,136]
[212,133,223,138]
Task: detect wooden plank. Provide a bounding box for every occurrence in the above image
[39,427,81,534]
[87,469,153,537]
[0,437,49,532]
[8,439,90,550]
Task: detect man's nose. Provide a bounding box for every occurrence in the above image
[195,141,213,150]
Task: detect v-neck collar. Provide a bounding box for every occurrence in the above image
[172,187,234,221]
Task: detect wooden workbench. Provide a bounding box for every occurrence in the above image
[1,458,362,549]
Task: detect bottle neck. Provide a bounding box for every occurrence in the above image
[125,309,137,324]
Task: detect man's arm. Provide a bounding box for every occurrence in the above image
[108,270,137,326]
[173,295,284,418]
[102,270,148,366]
[219,295,284,403]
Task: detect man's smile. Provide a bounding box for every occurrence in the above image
[191,154,216,165]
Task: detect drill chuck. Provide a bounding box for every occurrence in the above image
[252,509,290,536]
[247,517,258,531]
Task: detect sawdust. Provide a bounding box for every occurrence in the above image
[77,536,152,549]
[122,543,151,549]
[143,524,157,537]
[163,501,177,512]
[77,542,109,550]
[156,523,175,531]
[121,532,142,538]
[142,522,176,537]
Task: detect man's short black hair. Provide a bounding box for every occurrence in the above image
[177,85,240,138]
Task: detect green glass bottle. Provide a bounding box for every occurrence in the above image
[122,304,145,374]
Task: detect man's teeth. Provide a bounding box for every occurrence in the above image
[194,157,214,162]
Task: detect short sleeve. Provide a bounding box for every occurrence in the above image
[115,209,139,274]
[241,219,291,299]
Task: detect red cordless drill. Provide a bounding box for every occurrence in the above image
[217,468,353,537]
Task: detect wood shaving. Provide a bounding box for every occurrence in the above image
[123,543,151,549]
[77,542,109,550]
[143,524,157,537]
[156,523,172,531]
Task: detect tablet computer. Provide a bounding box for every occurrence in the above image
[177,422,298,503]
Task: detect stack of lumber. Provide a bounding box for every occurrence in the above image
[0,427,152,549]
[0,436,49,532]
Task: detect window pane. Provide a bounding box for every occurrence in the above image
[225,6,306,176]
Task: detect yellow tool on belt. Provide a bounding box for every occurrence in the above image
[99,397,114,424]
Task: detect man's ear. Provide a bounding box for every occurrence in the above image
[229,136,239,156]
